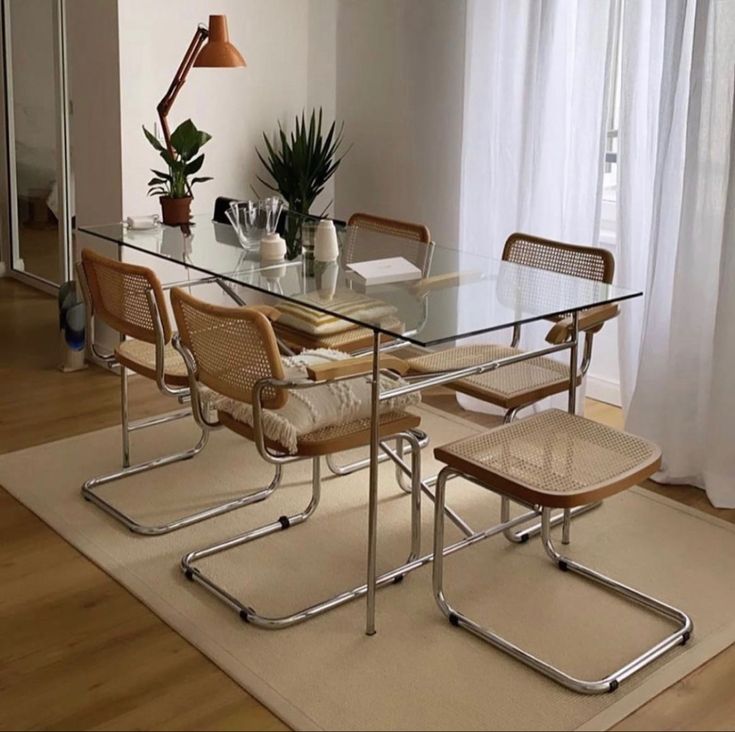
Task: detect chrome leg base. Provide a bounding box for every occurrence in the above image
[182,436,424,630]
[182,451,548,632]
[326,428,429,477]
[501,497,601,544]
[433,474,693,694]
[82,431,282,535]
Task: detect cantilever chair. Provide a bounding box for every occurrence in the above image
[273,212,433,354]
[170,287,426,628]
[409,233,618,422]
[78,249,280,535]
[431,409,692,694]
[408,233,620,543]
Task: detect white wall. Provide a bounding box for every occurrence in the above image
[307,0,338,215]
[334,0,467,246]
[67,0,123,230]
[117,0,311,220]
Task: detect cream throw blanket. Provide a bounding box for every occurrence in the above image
[275,290,400,335]
[201,349,420,454]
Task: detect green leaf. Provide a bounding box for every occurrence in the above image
[143,125,164,152]
[255,108,347,212]
[190,176,213,185]
[170,119,209,160]
[185,154,205,175]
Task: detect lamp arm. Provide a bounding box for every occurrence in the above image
[156,24,209,158]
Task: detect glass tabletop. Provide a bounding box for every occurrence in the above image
[80,214,641,347]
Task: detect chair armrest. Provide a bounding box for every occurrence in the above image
[305,354,409,381]
[545,303,620,344]
[251,304,281,322]
[409,271,483,296]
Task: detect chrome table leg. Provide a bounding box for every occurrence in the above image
[366,331,380,635]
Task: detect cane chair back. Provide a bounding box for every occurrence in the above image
[81,249,172,344]
[503,233,614,284]
[170,287,287,409]
[343,212,433,276]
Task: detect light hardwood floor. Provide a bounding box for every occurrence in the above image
[1,277,733,731]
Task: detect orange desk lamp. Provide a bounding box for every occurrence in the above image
[157,14,245,158]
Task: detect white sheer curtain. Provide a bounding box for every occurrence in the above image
[618,0,735,508]
[458,0,614,414]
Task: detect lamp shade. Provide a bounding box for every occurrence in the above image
[194,15,246,68]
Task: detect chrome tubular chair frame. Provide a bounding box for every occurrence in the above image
[175,346,427,629]
[432,467,693,695]
[79,267,280,535]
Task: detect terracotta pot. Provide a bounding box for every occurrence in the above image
[160,196,192,226]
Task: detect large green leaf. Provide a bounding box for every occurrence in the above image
[170,119,209,160]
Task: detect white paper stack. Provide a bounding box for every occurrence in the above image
[346,257,422,286]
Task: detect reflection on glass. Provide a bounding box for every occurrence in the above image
[81,215,641,347]
[9,0,64,284]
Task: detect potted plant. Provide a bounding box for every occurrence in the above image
[256,108,347,259]
[143,119,213,225]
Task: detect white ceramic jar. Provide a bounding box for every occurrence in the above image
[314,219,340,262]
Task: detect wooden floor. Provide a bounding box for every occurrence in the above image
[1,277,733,731]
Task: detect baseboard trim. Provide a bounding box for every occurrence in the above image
[586,373,621,407]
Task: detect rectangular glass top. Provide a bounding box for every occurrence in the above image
[80,214,641,347]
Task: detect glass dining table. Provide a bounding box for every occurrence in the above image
[80,214,641,635]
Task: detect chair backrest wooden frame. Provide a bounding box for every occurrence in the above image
[501,233,617,352]
[170,287,288,409]
[502,233,615,284]
[81,248,172,344]
[344,212,433,276]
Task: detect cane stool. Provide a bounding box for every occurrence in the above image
[431,409,692,694]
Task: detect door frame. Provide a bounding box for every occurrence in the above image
[1,0,72,294]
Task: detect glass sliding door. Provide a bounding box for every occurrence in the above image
[3,0,71,289]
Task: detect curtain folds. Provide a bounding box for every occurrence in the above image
[458,0,613,414]
[618,0,735,507]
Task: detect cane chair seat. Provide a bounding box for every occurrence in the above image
[408,345,582,410]
[115,339,189,387]
[435,409,661,509]
[219,409,421,457]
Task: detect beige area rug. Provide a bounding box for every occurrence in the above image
[2,403,735,731]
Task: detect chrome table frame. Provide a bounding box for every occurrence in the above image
[431,467,692,694]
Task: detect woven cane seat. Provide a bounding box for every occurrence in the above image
[435,409,661,509]
[408,345,581,409]
[115,339,189,387]
[219,409,420,457]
